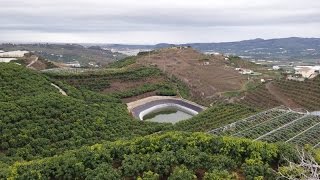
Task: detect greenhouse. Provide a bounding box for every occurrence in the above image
[209,106,320,147]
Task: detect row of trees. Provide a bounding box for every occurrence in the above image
[174,103,256,132]
[274,77,320,111]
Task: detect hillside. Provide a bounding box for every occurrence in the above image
[0,43,126,66]
[236,76,320,111]
[44,64,188,103]
[135,48,247,104]
[0,63,171,166]
[1,61,320,179]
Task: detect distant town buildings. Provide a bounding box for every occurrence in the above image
[287,75,305,82]
[272,66,281,70]
[240,69,253,75]
[65,61,81,68]
[234,68,262,76]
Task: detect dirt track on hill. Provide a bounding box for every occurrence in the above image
[265,82,302,109]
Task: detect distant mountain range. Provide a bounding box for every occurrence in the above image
[101,37,320,61]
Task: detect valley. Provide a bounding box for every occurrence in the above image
[1,45,320,179]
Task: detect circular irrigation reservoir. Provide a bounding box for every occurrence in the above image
[127,96,206,124]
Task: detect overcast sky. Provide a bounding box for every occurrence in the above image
[0,0,320,44]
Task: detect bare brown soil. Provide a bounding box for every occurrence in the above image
[102,77,165,94]
[30,60,48,70]
[122,91,158,103]
[136,48,246,99]
[265,82,302,109]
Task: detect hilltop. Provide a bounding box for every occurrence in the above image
[135,47,247,103]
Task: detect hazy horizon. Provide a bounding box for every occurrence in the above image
[1,0,320,44]
[1,37,320,46]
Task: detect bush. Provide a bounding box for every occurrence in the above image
[242,158,276,180]
[204,170,235,180]
[168,165,196,180]
[138,171,160,180]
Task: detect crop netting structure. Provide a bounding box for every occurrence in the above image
[208,106,320,148]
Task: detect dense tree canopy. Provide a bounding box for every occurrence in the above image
[5,132,299,179]
[1,63,319,179]
[0,63,171,167]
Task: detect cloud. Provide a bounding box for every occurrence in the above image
[0,0,319,43]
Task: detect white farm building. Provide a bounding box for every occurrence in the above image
[294,66,320,79]
[0,50,29,58]
[0,50,29,63]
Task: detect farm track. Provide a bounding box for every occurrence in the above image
[51,83,67,96]
[265,82,302,110]
[26,56,38,67]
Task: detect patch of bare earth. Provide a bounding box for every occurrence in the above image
[122,91,158,103]
[136,48,246,99]
[102,77,165,94]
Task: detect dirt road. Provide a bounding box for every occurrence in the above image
[265,82,302,109]
[51,83,67,96]
[26,56,38,67]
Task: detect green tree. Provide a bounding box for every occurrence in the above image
[168,165,196,180]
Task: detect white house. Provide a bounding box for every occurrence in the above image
[240,69,253,75]
[272,66,280,70]
[65,61,81,68]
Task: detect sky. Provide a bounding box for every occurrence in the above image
[0,0,320,44]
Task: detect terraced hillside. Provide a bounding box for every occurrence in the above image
[45,66,188,103]
[273,77,320,111]
[136,48,247,103]
[240,76,320,111]
[240,84,282,110]
[209,106,320,148]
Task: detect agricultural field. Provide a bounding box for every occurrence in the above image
[2,49,320,179]
[174,103,256,132]
[44,53,191,103]
[273,76,320,111]
[136,48,247,105]
[0,63,171,165]
[238,76,320,111]
[4,132,301,180]
[209,106,320,147]
[45,66,186,101]
[239,84,282,110]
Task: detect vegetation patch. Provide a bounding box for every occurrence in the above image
[4,132,298,180]
[174,103,256,132]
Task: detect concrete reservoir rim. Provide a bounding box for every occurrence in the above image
[139,103,198,120]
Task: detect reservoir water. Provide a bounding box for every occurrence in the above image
[144,109,193,124]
